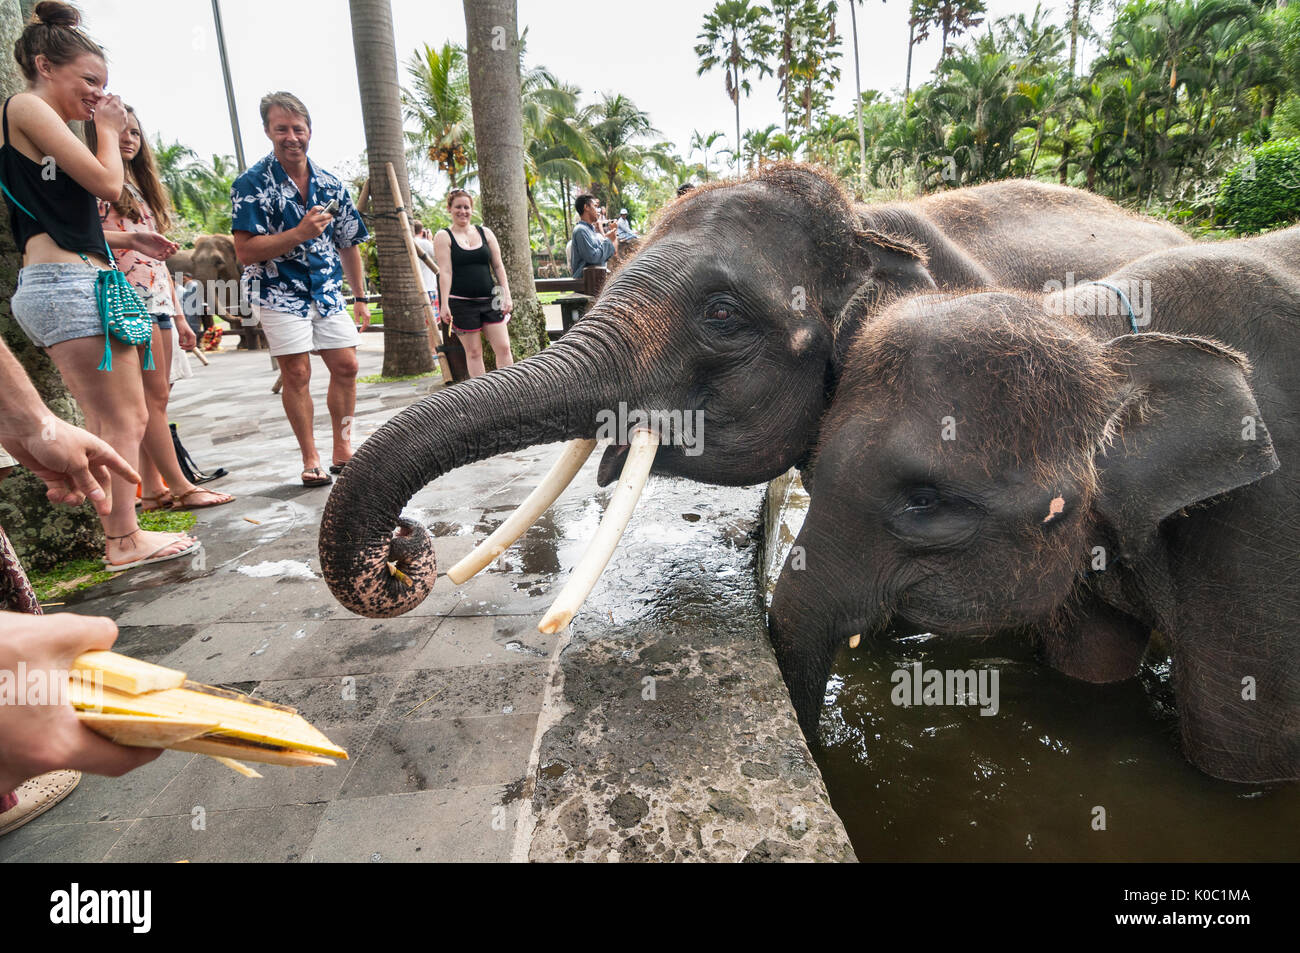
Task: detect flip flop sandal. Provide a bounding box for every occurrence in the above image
[171,488,236,511]
[136,492,174,512]
[0,770,80,837]
[103,534,201,573]
[301,467,332,487]
[328,462,348,475]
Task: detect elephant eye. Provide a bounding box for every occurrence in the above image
[904,487,940,511]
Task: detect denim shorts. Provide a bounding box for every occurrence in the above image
[9,262,102,348]
[151,312,174,330]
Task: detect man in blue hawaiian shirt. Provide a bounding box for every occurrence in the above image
[231,91,371,487]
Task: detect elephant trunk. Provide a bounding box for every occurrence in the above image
[319,334,628,618]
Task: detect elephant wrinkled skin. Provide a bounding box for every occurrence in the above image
[770,225,1300,783]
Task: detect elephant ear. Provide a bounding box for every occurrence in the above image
[833,229,936,356]
[1094,333,1279,560]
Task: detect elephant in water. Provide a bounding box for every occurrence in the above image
[318,164,1188,630]
[770,225,1300,783]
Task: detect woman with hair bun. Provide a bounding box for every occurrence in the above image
[1,1,198,568]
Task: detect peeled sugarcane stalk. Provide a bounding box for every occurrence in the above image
[72,650,185,695]
[70,652,348,770]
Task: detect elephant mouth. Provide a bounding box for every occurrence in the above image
[597,441,632,486]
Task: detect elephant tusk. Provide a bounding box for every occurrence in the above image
[446,439,598,585]
[538,429,659,634]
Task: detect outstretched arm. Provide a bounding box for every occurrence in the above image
[0,338,138,513]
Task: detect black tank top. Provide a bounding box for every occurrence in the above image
[445,225,494,298]
[0,97,108,262]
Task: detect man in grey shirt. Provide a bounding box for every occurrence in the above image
[570,193,618,279]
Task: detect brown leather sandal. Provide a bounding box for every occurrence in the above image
[0,770,80,836]
[137,492,174,512]
[171,488,236,511]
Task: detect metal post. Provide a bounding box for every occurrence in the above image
[211,0,246,172]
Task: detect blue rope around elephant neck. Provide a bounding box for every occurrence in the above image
[1085,280,1141,334]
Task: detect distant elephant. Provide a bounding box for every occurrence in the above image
[184,234,263,349]
[167,249,194,281]
[769,225,1300,783]
[318,164,1188,620]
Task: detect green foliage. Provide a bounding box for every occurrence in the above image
[30,558,111,603]
[155,138,237,236]
[1216,137,1300,233]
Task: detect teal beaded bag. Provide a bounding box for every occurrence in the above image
[1,179,154,371]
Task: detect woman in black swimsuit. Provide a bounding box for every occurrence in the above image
[433,188,515,378]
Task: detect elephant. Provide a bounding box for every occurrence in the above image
[166,248,194,281]
[318,163,1188,624]
[769,225,1300,783]
[175,234,264,349]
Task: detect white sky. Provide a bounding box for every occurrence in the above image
[76,0,1107,184]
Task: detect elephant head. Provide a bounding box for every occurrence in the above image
[769,291,1280,752]
[188,234,242,317]
[319,164,937,618]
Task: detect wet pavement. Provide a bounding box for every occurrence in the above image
[1,335,853,863]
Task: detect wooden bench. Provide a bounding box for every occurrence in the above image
[536,267,607,341]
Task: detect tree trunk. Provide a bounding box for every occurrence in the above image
[733,67,742,177]
[0,0,103,570]
[463,0,546,360]
[850,0,867,187]
[905,21,915,99]
[1069,0,1081,77]
[349,0,434,377]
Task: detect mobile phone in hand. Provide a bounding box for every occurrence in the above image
[320,199,340,217]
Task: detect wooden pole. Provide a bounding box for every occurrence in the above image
[385,162,451,383]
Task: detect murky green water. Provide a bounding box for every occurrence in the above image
[815,630,1300,861]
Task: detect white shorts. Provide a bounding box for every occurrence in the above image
[251,302,360,357]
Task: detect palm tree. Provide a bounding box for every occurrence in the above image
[463,0,545,358]
[584,93,676,212]
[521,72,593,262]
[742,123,779,167]
[689,128,726,179]
[403,41,476,188]
[788,0,842,132]
[911,0,987,63]
[847,0,875,183]
[153,139,219,220]
[350,0,434,376]
[696,1,777,175]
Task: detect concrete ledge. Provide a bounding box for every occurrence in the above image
[518,478,855,862]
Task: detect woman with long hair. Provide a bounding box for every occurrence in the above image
[433,188,515,378]
[86,107,233,511]
[1,1,197,570]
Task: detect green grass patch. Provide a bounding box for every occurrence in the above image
[358,368,442,384]
[138,510,198,534]
[30,510,198,603]
[32,559,112,603]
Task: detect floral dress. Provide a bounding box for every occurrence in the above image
[98,184,177,317]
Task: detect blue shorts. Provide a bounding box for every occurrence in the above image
[152,312,174,330]
[9,262,101,348]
